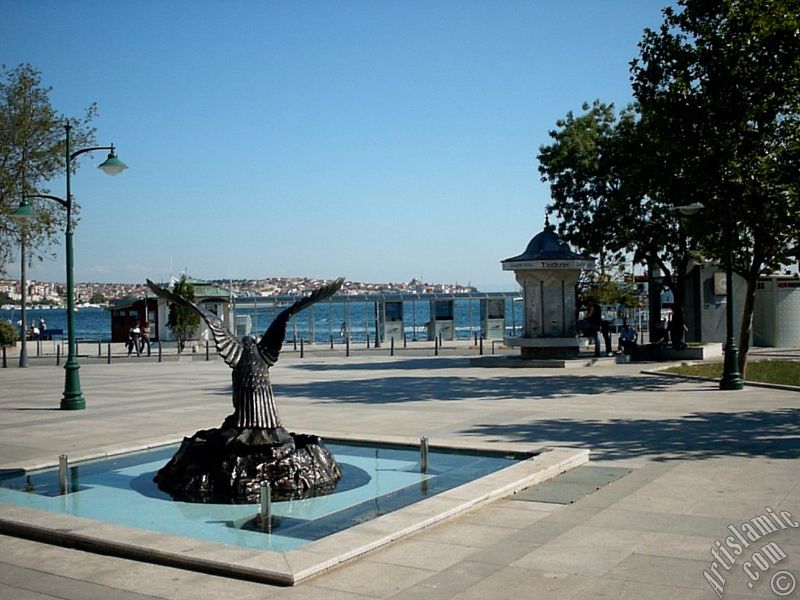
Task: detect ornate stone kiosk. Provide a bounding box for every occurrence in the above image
[502,222,594,359]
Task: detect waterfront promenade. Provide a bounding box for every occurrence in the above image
[1,347,798,599]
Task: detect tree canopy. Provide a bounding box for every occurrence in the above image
[539,0,800,370]
[631,0,800,369]
[167,275,201,352]
[0,64,97,273]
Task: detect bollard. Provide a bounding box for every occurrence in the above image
[2,346,6,368]
[58,454,68,494]
[390,337,395,357]
[260,482,272,533]
[346,336,350,357]
[420,437,429,473]
[434,336,439,356]
[98,340,102,357]
[403,332,407,348]
[107,342,111,364]
[293,336,297,351]
[438,331,442,347]
[474,332,478,345]
[300,338,304,358]
[366,332,370,349]
[479,336,484,356]
[158,341,162,363]
[330,335,334,349]
[206,340,210,361]
[56,345,60,366]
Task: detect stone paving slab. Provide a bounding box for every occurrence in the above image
[1,352,798,598]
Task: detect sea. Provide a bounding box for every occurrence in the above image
[1,296,523,343]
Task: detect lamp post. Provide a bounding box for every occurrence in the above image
[30,123,127,410]
[10,199,36,367]
[719,208,743,390]
[673,202,742,390]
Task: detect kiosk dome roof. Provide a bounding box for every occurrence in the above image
[503,223,593,263]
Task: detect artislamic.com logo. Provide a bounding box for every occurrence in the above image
[704,507,797,597]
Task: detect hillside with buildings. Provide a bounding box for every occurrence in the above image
[0,277,478,307]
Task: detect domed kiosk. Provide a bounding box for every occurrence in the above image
[501,222,594,359]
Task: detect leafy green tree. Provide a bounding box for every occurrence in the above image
[0,319,17,349]
[538,101,697,346]
[632,0,800,373]
[0,64,97,273]
[89,292,106,304]
[167,275,200,352]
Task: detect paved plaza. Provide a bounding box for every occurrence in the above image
[0,345,798,599]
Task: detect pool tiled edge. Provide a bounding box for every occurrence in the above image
[0,444,588,586]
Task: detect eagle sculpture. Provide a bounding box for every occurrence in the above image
[146,277,345,503]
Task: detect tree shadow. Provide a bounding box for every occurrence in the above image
[462,408,800,461]
[290,358,469,371]
[274,373,686,404]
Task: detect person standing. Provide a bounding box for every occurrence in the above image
[585,299,603,357]
[139,319,151,355]
[128,320,141,357]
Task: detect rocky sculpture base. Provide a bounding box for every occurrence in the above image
[154,416,342,503]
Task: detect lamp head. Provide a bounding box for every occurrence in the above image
[10,199,36,224]
[97,146,128,176]
[674,202,705,216]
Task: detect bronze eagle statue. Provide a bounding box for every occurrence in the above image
[145,277,345,502]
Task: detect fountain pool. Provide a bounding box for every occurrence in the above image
[0,442,588,584]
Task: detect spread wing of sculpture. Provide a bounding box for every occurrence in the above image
[146,277,345,503]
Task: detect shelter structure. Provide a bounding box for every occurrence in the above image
[501,221,594,358]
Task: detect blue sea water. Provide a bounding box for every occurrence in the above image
[0,296,523,343]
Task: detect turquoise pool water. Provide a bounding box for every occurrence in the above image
[0,443,521,552]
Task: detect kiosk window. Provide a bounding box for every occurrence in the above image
[433,301,453,319]
[485,299,504,319]
[385,301,403,321]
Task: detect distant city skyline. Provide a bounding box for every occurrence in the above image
[5,1,674,291]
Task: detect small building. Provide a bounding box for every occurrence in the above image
[753,276,800,347]
[501,222,594,358]
[108,279,234,344]
[152,279,234,343]
[107,296,159,343]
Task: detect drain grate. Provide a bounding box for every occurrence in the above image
[513,465,631,505]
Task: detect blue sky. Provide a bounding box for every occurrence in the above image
[6,1,672,290]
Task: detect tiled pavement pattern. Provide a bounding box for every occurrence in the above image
[1,350,798,599]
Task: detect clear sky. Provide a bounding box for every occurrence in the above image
[5,0,672,290]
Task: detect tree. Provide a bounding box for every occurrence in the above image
[167,275,200,352]
[538,101,698,347]
[89,292,106,304]
[632,0,800,373]
[0,319,17,349]
[0,64,97,273]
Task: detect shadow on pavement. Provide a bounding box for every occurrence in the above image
[462,408,800,461]
[274,373,688,404]
[290,357,469,371]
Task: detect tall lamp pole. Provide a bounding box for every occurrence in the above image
[10,199,36,367]
[719,208,744,390]
[674,201,743,390]
[25,123,127,409]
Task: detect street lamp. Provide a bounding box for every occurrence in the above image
[10,199,36,368]
[718,206,744,391]
[31,123,127,410]
[673,201,743,390]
